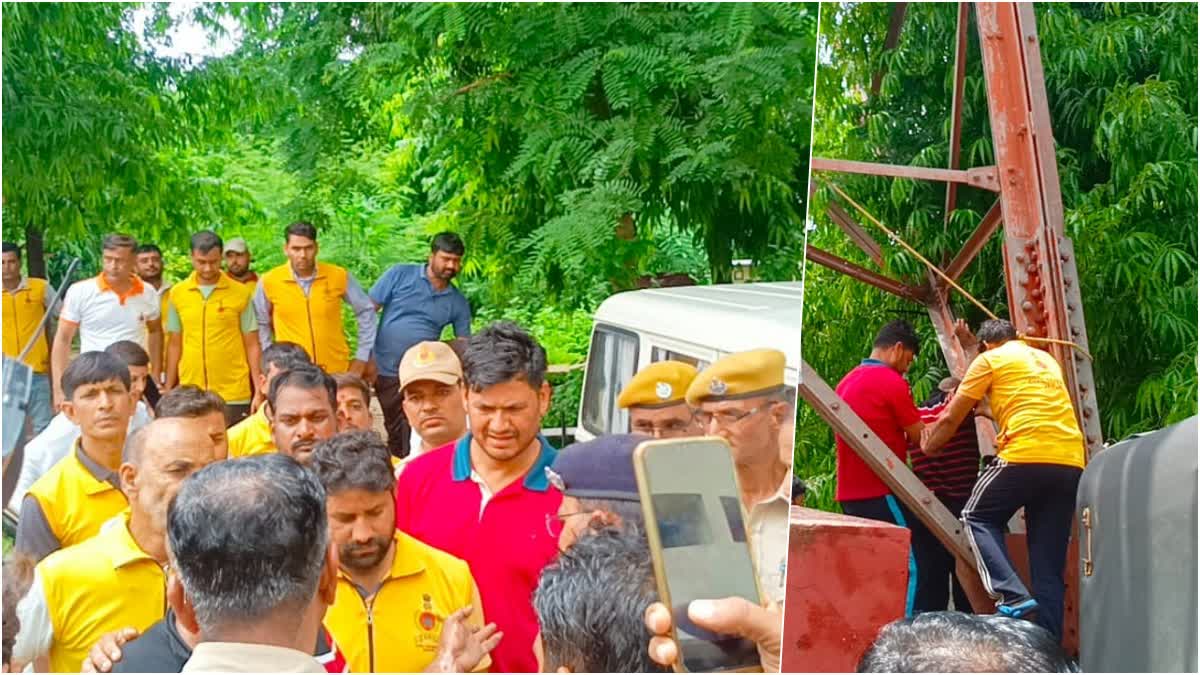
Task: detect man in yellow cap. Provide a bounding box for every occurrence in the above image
[399,340,469,458]
[686,348,792,604]
[617,361,702,439]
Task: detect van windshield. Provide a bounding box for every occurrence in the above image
[580,324,639,436]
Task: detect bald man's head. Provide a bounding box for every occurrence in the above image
[121,417,219,537]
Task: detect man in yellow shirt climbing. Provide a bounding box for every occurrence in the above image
[924,318,1086,641]
[311,430,498,673]
[165,231,263,427]
[253,222,376,376]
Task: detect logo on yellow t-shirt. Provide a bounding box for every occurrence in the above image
[414,593,441,652]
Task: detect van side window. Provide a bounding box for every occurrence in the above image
[581,325,639,436]
[651,347,711,371]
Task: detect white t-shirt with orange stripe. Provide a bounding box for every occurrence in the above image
[60,275,160,352]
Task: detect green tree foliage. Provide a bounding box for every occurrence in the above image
[800,2,1197,511]
[218,2,817,308]
[1,3,258,277]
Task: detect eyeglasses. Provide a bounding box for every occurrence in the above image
[694,404,770,429]
[545,511,591,538]
[631,419,694,436]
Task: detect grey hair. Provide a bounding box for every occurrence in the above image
[167,454,329,636]
[857,611,1078,673]
[533,529,669,673]
[977,319,1018,346]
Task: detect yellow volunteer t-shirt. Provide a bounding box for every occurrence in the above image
[959,339,1085,468]
[39,512,166,673]
[26,442,129,551]
[325,530,485,674]
[227,408,276,458]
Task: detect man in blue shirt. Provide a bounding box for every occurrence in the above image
[370,232,472,457]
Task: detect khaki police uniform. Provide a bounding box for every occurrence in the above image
[687,349,791,605]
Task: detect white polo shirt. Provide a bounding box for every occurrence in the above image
[60,275,160,352]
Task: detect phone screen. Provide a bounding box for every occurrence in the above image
[636,438,763,672]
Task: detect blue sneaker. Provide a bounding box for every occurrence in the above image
[997,598,1039,619]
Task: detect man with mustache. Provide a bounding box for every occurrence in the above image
[266,363,339,466]
[313,431,498,673]
[370,233,472,459]
[227,341,311,458]
[222,238,258,287]
[399,341,469,460]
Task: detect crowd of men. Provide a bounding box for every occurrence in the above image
[833,318,1088,644]
[2,224,792,673]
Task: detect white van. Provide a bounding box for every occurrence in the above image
[575,282,803,441]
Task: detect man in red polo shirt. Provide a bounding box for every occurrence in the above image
[834,319,928,615]
[395,321,561,673]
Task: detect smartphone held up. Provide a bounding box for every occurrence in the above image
[635,437,767,673]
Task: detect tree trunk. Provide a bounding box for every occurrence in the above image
[24,223,46,279]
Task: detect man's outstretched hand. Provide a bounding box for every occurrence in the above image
[644,597,782,673]
[426,605,502,673]
[80,627,139,673]
[954,319,979,351]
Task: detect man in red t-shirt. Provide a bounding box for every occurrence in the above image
[395,321,562,673]
[834,319,928,615]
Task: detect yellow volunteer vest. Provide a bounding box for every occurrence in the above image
[26,443,128,550]
[227,408,276,458]
[39,513,166,673]
[158,285,171,373]
[2,278,51,373]
[325,531,480,673]
[959,340,1086,468]
[171,272,253,402]
[260,262,351,373]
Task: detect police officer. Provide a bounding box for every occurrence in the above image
[687,349,792,603]
[544,434,650,551]
[617,361,702,438]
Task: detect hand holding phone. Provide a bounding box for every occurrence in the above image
[645,598,782,673]
[634,437,766,672]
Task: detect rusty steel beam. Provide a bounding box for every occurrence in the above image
[827,202,884,268]
[945,199,1004,282]
[805,245,925,304]
[944,2,971,222]
[812,157,1001,192]
[975,3,1103,457]
[870,3,910,98]
[1056,238,1102,458]
[798,360,977,566]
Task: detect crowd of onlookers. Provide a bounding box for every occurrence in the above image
[1,224,1080,673]
[2,225,796,673]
